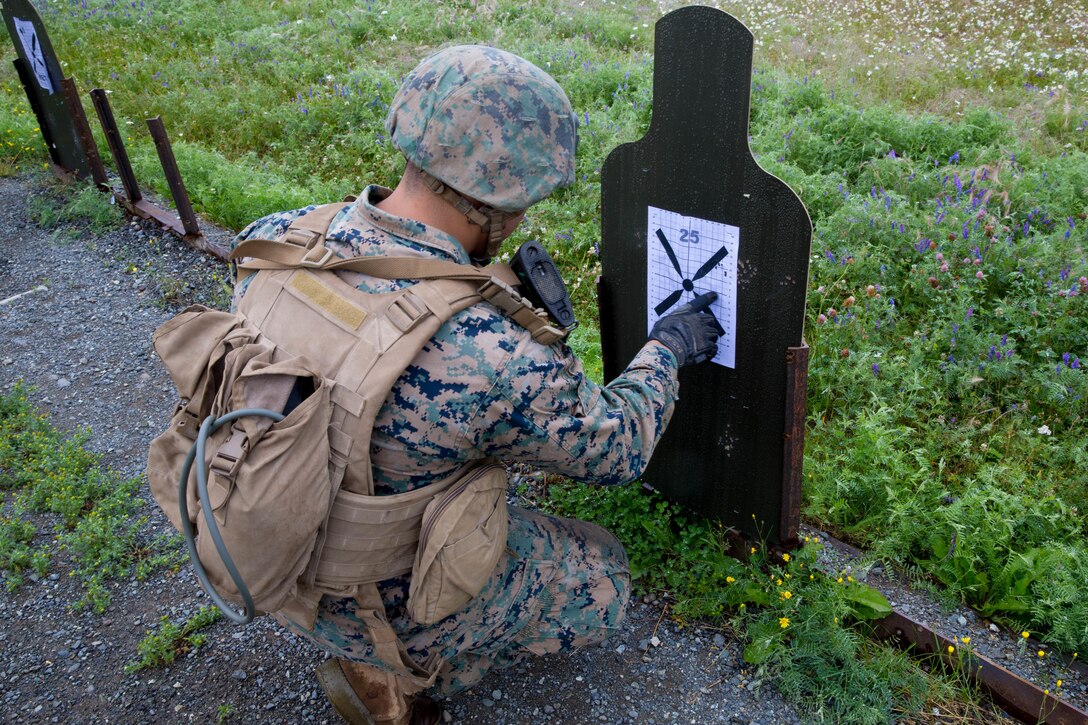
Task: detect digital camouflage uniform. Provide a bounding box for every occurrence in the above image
[232,186,681,696]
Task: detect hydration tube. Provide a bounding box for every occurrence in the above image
[178,409,284,624]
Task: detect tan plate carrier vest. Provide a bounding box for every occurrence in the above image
[147,203,566,688]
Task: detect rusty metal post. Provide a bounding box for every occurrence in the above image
[60,78,108,187]
[146,116,200,237]
[779,342,808,547]
[89,87,141,203]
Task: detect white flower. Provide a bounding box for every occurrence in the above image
[1037,425,1052,436]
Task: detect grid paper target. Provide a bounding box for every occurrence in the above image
[646,205,738,368]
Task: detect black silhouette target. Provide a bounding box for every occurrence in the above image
[598,6,811,544]
[2,0,92,177]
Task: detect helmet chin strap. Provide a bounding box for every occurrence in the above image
[417,168,511,263]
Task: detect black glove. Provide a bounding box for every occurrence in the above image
[649,291,720,367]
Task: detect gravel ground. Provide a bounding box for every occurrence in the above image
[1,172,1085,724]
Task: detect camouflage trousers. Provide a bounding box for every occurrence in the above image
[278,507,630,697]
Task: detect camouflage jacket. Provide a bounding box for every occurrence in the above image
[232,185,680,494]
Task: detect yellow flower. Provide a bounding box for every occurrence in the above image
[750,546,757,554]
[961,636,970,645]
[776,578,783,586]
[1057,680,1063,688]
[726,576,735,584]
[837,577,843,584]
[782,591,792,599]
[1038,650,1045,658]
[1021,631,1030,639]
[779,617,790,629]
[847,575,855,582]
[947,645,955,654]
[809,574,814,580]
[782,553,790,562]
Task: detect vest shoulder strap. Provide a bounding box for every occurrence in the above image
[233,204,566,345]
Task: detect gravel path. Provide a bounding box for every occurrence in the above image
[1,172,1084,724]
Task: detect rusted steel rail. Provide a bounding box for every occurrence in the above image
[817,530,1088,724]
[779,343,808,548]
[87,88,220,251]
[872,611,1088,724]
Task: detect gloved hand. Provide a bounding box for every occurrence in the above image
[649,291,720,367]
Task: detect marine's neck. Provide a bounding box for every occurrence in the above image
[375,178,486,259]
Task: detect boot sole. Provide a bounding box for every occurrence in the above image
[315,658,378,725]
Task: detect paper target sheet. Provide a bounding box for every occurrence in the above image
[14,18,53,94]
[646,206,738,368]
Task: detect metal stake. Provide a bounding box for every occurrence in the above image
[780,343,809,547]
[147,116,200,237]
[89,87,141,203]
[60,78,108,187]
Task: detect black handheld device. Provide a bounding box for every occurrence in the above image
[510,240,577,330]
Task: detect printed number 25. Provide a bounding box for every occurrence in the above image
[679,229,700,244]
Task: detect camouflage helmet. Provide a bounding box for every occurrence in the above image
[386,45,578,214]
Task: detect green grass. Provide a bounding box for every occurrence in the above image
[2,0,1086,718]
[0,384,183,611]
[125,605,220,674]
[27,179,125,234]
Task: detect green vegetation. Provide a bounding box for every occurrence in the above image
[2,0,1085,718]
[27,180,124,235]
[125,605,221,673]
[215,703,237,723]
[543,483,993,722]
[0,384,183,611]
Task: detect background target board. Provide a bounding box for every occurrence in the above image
[2,0,92,177]
[646,206,739,368]
[598,6,811,545]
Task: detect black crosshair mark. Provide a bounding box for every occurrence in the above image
[652,228,728,334]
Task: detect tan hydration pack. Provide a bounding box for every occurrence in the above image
[146,203,567,687]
